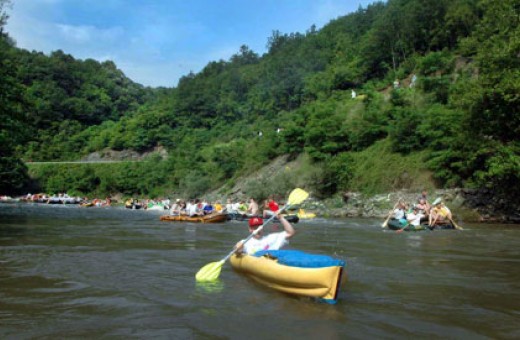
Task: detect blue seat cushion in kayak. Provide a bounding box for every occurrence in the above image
[254,249,345,268]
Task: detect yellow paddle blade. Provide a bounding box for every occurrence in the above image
[195,260,224,282]
[287,188,309,206]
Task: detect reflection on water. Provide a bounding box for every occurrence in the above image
[405,234,424,248]
[195,280,225,294]
[184,225,197,251]
[1,203,519,339]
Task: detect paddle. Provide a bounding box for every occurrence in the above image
[381,198,402,228]
[195,188,309,282]
[448,216,463,230]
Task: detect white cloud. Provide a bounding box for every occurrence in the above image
[56,24,93,43]
[7,8,123,53]
[56,23,124,45]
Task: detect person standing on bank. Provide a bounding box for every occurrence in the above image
[235,212,295,255]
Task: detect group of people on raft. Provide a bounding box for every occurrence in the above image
[167,197,279,218]
[389,191,454,231]
[16,193,110,206]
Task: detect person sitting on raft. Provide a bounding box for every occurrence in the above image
[169,199,181,215]
[202,201,214,215]
[397,205,424,233]
[187,199,203,217]
[392,201,408,226]
[429,198,452,226]
[416,197,430,216]
[263,196,279,218]
[213,201,224,213]
[246,197,259,216]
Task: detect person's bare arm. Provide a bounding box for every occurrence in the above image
[277,214,295,239]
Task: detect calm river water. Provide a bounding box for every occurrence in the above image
[1,203,519,339]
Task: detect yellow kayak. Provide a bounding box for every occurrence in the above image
[230,250,346,304]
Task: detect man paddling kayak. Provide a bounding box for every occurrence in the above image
[235,212,295,255]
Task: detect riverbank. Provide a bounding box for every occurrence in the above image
[4,187,518,224]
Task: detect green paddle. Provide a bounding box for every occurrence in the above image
[195,188,309,282]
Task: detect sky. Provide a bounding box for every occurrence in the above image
[5,0,376,88]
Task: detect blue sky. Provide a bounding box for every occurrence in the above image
[6,0,376,87]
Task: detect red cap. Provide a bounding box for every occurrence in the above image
[248,217,263,228]
[268,201,279,212]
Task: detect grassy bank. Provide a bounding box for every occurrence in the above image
[349,139,435,195]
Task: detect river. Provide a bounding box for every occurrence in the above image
[1,203,518,339]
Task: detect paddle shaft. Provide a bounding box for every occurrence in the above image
[448,216,463,230]
[381,212,393,228]
[382,199,402,227]
[221,204,292,263]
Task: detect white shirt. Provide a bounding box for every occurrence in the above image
[394,208,405,220]
[187,203,199,216]
[242,231,289,255]
[231,202,241,212]
[407,212,424,226]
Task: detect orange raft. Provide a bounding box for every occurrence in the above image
[160,213,227,223]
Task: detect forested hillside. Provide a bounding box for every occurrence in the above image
[1,0,518,208]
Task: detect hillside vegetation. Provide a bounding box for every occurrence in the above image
[1,0,519,209]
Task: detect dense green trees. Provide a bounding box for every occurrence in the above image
[0,0,30,194]
[1,0,518,207]
[432,0,520,200]
[11,48,149,161]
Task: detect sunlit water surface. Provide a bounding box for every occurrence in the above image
[1,203,519,339]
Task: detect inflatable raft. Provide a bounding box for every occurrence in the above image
[160,213,227,223]
[387,218,455,231]
[230,249,346,304]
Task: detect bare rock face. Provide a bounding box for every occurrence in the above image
[81,146,168,162]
